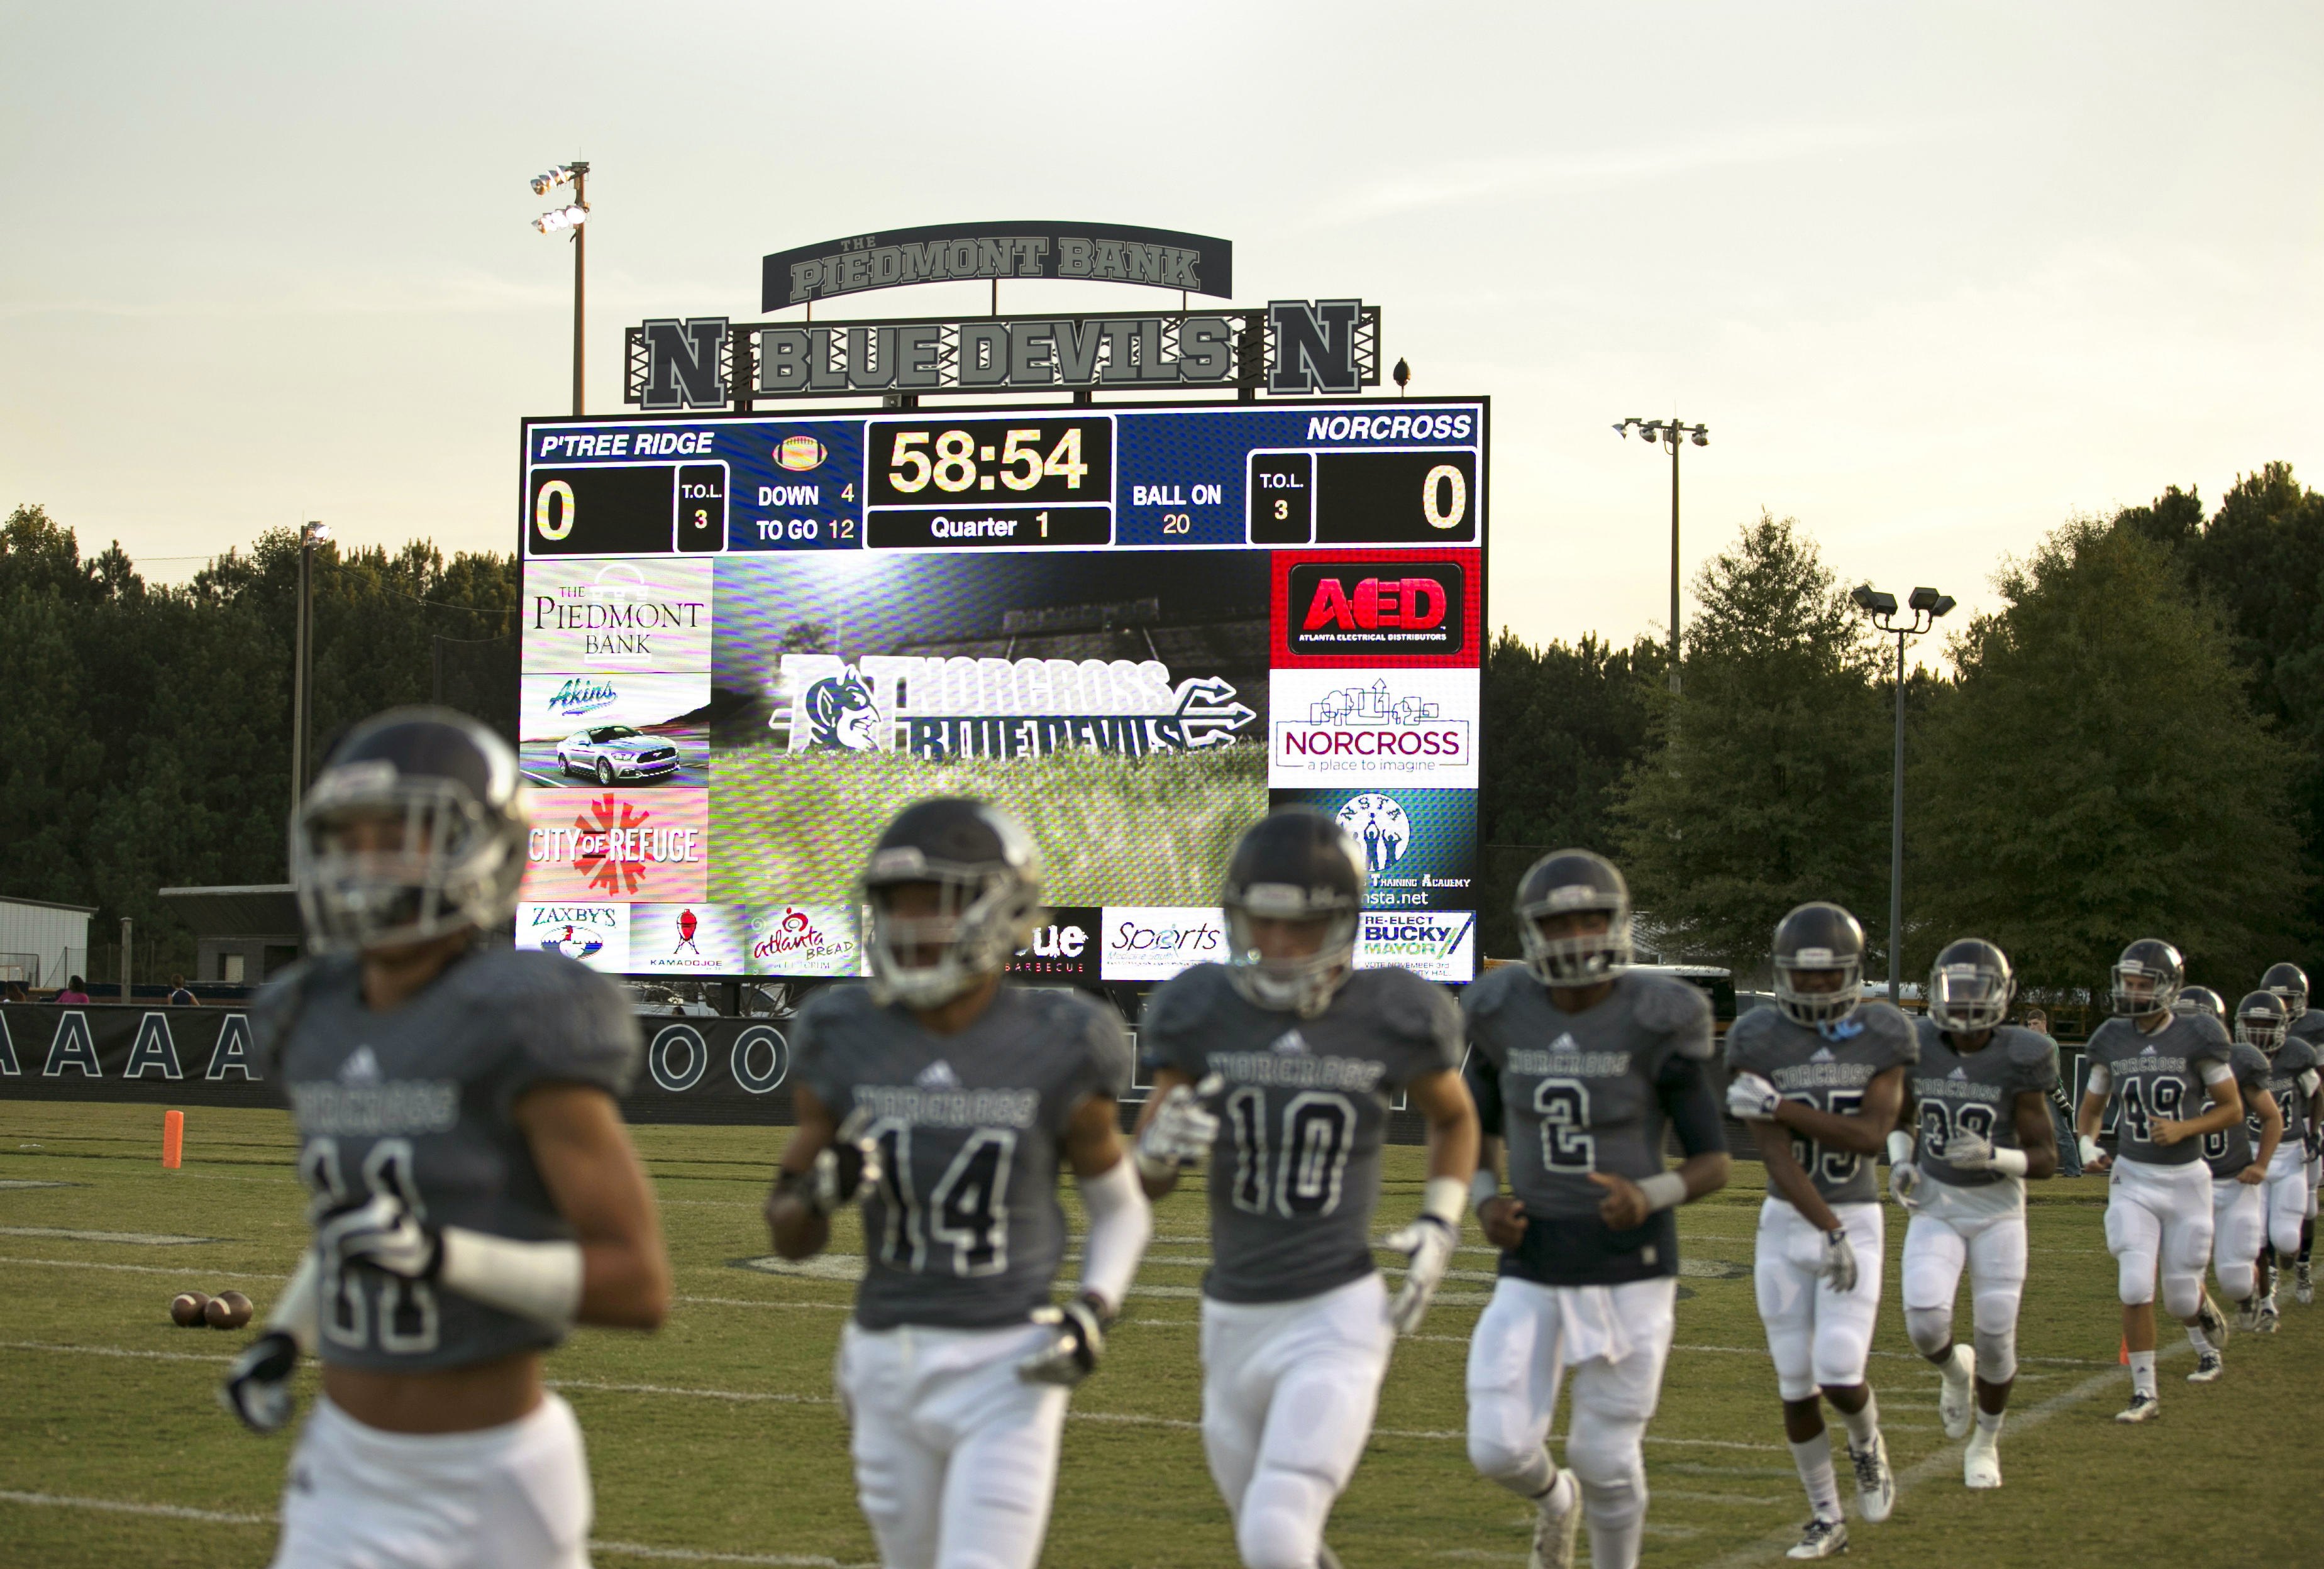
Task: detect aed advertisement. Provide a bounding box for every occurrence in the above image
[512,402,1484,981]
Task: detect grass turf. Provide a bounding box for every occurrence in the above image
[1,1099,2317,1568]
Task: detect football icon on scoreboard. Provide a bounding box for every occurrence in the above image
[776,436,826,471]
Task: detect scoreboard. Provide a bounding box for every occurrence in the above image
[514,399,1486,987]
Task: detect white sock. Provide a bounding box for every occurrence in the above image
[1839,1389,1880,1449]
[2186,1326,2213,1354]
[2128,1350,2158,1399]
[1940,1351,1971,1389]
[1539,1469,1575,1515]
[1973,1409,2005,1439]
[1578,1477,1645,1569]
[1789,1432,1842,1521]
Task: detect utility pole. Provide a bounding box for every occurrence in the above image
[1851,583,1956,1000]
[530,162,592,416]
[1614,417,1710,691]
[290,520,329,824]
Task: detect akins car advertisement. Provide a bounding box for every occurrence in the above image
[1100,906,1227,982]
[1267,668,1478,789]
[1356,910,1476,984]
[1271,549,1480,668]
[522,558,712,673]
[522,789,709,904]
[521,670,711,743]
[630,901,748,974]
[1270,786,1476,912]
[745,903,863,977]
[516,901,631,972]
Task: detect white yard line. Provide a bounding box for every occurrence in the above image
[0,1225,223,1245]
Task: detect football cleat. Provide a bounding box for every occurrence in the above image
[1529,1472,1582,1569]
[2115,1392,2161,1423]
[2298,1263,2315,1305]
[2186,1352,2223,1383]
[1786,1516,1850,1560]
[2197,1294,2230,1350]
[1847,1433,1895,1524]
[2255,1302,2279,1335]
[1962,1431,2003,1490]
[2234,1299,2262,1333]
[1937,1345,1975,1439]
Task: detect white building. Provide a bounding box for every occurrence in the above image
[0,894,97,991]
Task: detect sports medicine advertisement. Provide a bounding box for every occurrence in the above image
[515,400,1486,983]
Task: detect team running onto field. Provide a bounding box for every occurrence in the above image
[226,703,2324,1568]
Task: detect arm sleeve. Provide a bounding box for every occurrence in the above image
[1657,1052,1729,1158]
[2086,1062,2111,1096]
[1463,1046,1504,1135]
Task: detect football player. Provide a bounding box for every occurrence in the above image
[1888,939,2057,1489]
[1132,808,1480,1569]
[1725,902,1914,1560]
[764,798,1153,1569]
[220,708,673,1569]
[2244,983,2321,1326]
[2260,962,2323,1303]
[1463,851,1731,1569]
[2074,940,2245,1419]
[2203,993,2286,1337]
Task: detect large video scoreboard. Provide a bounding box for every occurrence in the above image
[514,399,1486,986]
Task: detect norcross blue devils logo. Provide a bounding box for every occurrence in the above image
[805,667,882,752]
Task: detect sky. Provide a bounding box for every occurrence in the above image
[4,1,2319,669]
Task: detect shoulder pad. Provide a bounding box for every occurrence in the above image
[1859,1002,1920,1064]
[1628,971,1710,1031]
[1361,966,1459,1043]
[1459,962,1530,1021]
[2230,1042,2269,1078]
[2194,1013,2233,1049]
[2001,1027,2056,1069]
[1724,1005,1778,1063]
[2291,1038,2323,1072]
[1029,986,1133,1095]
[1140,963,1234,1039]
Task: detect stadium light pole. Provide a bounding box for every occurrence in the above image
[531,162,590,415]
[1614,417,1709,692]
[1851,583,1956,1003]
[290,519,331,825]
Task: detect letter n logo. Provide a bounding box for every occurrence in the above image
[641,317,729,410]
[1268,300,1362,394]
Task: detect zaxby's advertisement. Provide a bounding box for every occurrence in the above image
[514,402,1484,983]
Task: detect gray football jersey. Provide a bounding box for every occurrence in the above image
[1725,1002,1918,1205]
[2198,1042,2274,1178]
[1142,964,1460,1304]
[2286,1006,2324,1052]
[1910,1021,2059,1189]
[795,981,1131,1331]
[2083,1013,2232,1167]
[1464,966,1717,1285]
[258,947,639,1374]
[2257,1036,2320,1152]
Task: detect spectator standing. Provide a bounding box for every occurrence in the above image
[55,976,92,1005]
[168,974,198,1006]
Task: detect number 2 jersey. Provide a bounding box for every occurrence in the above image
[1908,1020,2057,1190]
[1140,963,1461,1304]
[1463,966,1725,1287]
[2082,1012,2234,1167]
[1724,1001,1918,1206]
[256,947,641,1374]
[794,981,1131,1331]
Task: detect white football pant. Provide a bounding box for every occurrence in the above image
[2262,1144,2310,1258]
[1467,1274,1678,1569]
[1199,1272,1394,1569]
[2103,1157,2215,1320]
[1754,1199,1885,1398]
[270,1393,590,1569]
[1899,1176,2026,1385]
[2210,1175,2266,1301]
[836,1319,1070,1569]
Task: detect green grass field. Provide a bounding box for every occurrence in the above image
[707,744,1267,906]
[1,1100,2316,1569]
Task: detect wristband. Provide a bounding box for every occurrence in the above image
[1986,1146,2029,1177]
[1423,1175,1468,1228]
[1885,1129,1915,1167]
[1470,1169,1502,1214]
[2078,1134,2103,1167]
[1637,1170,1687,1212]
[437,1227,584,1333]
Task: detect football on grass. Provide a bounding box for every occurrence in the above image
[205,1291,253,1329]
[170,1291,211,1327]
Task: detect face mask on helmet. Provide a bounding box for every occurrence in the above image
[1225,884,1358,1018]
[1775,950,1861,1026]
[2110,942,2181,1018]
[2234,992,2287,1052]
[1927,946,2013,1033]
[860,803,1043,1012]
[1514,853,1633,986]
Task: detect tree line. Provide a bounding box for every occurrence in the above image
[1486,465,2323,1000]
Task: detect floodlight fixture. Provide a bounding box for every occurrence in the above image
[1691,430,1708,447]
[1393,357,1411,393]
[301,519,330,546]
[534,204,589,235]
[1931,594,1956,617]
[530,163,585,196]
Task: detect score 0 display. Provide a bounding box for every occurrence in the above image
[514,399,1486,987]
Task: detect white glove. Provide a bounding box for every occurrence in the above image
[1017,1294,1109,1386]
[1889,1160,1922,1210]
[1947,1130,1997,1172]
[1817,1226,1859,1294]
[318,1192,439,1279]
[2078,1133,2106,1168]
[1381,1214,1458,1335]
[1137,1074,1223,1179]
[808,1108,884,1214]
[1726,1071,1781,1120]
[218,1331,301,1434]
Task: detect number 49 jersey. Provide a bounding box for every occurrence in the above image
[2083,1013,2232,1168]
[1909,1021,2057,1189]
[258,948,641,1375]
[1725,1002,1918,1206]
[795,982,1131,1331]
[1463,966,1717,1286]
[1141,964,1461,1306]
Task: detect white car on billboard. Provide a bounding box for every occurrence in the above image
[555,725,681,785]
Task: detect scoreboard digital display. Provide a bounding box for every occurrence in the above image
[514,399,1486,986]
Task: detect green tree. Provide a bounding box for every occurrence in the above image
[1909,516,2303,994]
[1612,512,1890,974]
[1480,628,1662,851]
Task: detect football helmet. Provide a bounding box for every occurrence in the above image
[2234,989,2288,1054]
[2172,985,2226,1025]
[1220,807,1364,1017]
[292,707,528,952]
[1927,938,2013,1033]
[2110,939,2183,1018]
[1773,901,1866,1027]
[2261,962,2309,1020]
[861,798,1043,1010]
[1514,849,1633,986]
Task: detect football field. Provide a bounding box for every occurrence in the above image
[1,1101,2315,1569]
